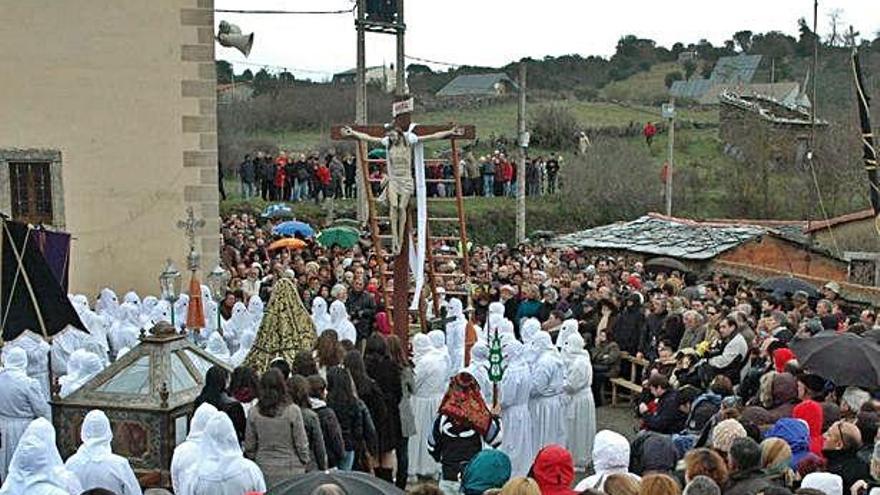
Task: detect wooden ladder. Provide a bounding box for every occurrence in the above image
[355,140,473,335]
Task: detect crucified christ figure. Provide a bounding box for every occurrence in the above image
[342,124,464,256]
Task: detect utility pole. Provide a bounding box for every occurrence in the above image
[355,0,368,222]
[395,0,405,95]
[516,63,527,244]
[664,99,676,216]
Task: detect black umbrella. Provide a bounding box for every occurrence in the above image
[644,257,688,273]
[758,276,819,299]
[266,471,405,495]
[789,332,880,389]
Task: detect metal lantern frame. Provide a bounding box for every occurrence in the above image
[159,260,181,325]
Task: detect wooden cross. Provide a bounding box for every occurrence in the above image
[331,120,474,342]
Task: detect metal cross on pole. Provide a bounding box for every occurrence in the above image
[177,207,206,271]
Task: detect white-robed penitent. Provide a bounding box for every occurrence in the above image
[0,418,83,495]
[499,340,534,477]
[65,410,142,495]
[529,331,567,454]
[6,332,52,400]
[408,333,446,478]
[520,318,542,367]
[96,288,121,320]
[182,413,265,495]
[0,347,50,481]
[204,333,231,366]
[445,298,467,372]
[108,302,142,359]
[329,300,356,344]
[171,403,218,494]
[556,319,579,350]
[230,331,255,368]
[561,332,596,470]
[59,350,105,398]
[465,342,493,407]
[246,295,264,330]
[310,297,332,336]
[574,430,640,492]
[427,329,452,378]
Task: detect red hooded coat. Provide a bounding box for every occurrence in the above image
[531,445,578,495]
[793,400,825,457]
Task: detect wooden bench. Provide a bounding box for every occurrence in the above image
[610,352,650,406]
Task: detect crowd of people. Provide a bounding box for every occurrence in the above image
[5,208,880,495]
[231,149,564,202]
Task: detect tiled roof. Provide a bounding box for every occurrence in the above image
[709,55,763,84]
[549,214,766,260]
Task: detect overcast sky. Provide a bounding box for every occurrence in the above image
[214,0,880,81]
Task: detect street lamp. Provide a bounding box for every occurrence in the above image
[159,260,181,326]
[206,264,230,334]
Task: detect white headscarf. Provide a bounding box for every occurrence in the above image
[561,332,589,360]
[329,300,356,344]
[96,288,120,319]
[60,350,104,398]
[65,410,142,495]
[311,297,333,335]
[174,294,190,329]
[412,333,433,361]
[465,342,493,406]
[223,301,250,346]
[1,346,29,377]
[171,403,218,494]
[246,295,264,329]
[122,291,141,311]
[557,319,579,350]
[230,331,255,368]
[0,418,81,495]
[205,333,231,365]
[108,302,141,357]
[183,414,265,495]
[533,331,563,366]
[448,298,465,322]
[139,296,159,328]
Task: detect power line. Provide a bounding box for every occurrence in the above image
[223,59,334,75]
[405,54,460,68]
[215,6,355,15]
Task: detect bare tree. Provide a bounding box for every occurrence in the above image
[827,8,844,47]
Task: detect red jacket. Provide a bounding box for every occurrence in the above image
[644,122,657,138]
[531,445,578,495]
[273,164,286,188]
[793,400,825,457]
[316,165,331,185]
[500,161,514,182]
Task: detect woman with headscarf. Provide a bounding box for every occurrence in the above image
[562,332,596,471]
[222,301,250,351]
[194,366,247,442]
[0,347,50,480]
[465,342,494,407]
[520,317,542,367]
[446,298,468,372]
[6,332,53,400]
[171,403,218,494]
[410,333,447,479]
[574,430,640,491]
[96,288,121,320]
[329,300,357,344]
[428,372,503,495]
[65,410,142,495]
[184,414,266,495]
[760,437,795,489]
[311,296,333,336]
[793,399,825,458]
[246,295,264,330]
[0,418,82,495]
[428,330,453,377]
[529,331,567,454]
[499,340,534,477]
[204,332,232,365]
[59,350,104,398]
[230,331,256,369]
[108,302,142,359]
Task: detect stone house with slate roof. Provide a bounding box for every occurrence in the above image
[550,213,848,282]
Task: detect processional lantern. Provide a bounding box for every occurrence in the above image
[51,322,232,489]
[159,259,181,325]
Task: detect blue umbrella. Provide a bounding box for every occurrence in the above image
[272,220,314,238]
[261,203,294,219]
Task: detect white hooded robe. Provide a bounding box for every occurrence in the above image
[574,430,640,491]
[499,340,534,477]
[445,298,467,372]
[65,410,142,495]
[528,331,567,453]
[329,300,357,344]
[408,333,446,478]
[171,403,218,494]
[562,332,596,470]
[183,414,265,495]
[310,297,333,336]
[0,347,50,480]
